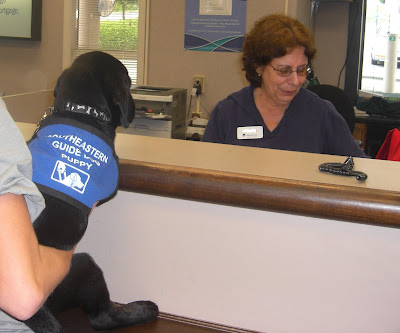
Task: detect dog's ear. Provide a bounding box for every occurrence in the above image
[107,72,135,128]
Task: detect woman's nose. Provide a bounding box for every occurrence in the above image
[287,71,301,85]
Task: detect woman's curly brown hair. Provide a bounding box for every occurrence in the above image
[242,14,316,87]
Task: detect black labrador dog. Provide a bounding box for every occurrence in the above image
[23,51,158,332]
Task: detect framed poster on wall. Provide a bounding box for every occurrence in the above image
[185,0,247,52]
[0,0,42,40]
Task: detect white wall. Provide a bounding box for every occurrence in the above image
[77,190,400,333]
[0,1,350,111]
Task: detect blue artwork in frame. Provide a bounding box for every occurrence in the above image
[185,0,247,52]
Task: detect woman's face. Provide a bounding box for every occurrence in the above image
[257,46,308,108]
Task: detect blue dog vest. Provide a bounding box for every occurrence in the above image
[28,123,118,212]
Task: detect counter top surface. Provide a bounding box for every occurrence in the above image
[17,122,400,227]
[115,131,399,192]
[18,122,400,192]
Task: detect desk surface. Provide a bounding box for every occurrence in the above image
[355,114,400,126]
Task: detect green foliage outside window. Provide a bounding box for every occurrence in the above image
[114,0,138,12]
[100,19,138,50]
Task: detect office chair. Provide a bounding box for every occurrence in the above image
[306,84,355,133]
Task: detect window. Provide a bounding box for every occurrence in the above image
[71,0,147,85]
[360,0,400,95]
[345,0,400,101]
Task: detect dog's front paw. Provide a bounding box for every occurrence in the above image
[88,300,158,330]
[24,305,65,333]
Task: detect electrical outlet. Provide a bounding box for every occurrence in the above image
[193,75,205,93]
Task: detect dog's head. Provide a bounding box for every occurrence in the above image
[53,51,135,129]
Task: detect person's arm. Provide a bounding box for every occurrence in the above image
[0,193,75,321]
[0,99,76,320]
[202,103,225,143]
[324,102,368,158]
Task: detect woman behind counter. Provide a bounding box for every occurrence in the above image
[202,14,367,158]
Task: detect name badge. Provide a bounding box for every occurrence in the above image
[237,126,263,140]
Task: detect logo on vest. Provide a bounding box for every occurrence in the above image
[51,160,90,194]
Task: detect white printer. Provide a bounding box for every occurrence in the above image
[122,86,187,139]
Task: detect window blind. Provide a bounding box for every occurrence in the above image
[72,0,140,84]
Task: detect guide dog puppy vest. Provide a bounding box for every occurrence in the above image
[28,122,119,212]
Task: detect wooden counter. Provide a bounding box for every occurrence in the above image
[17,122,400,227]
[116,130,400,227]
[15,122,400,333]
[118,157,400,228]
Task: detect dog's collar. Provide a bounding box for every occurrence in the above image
[50,102,111,122]
[34,103,111,136]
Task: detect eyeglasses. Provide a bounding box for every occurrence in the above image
[268,64,311,77]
